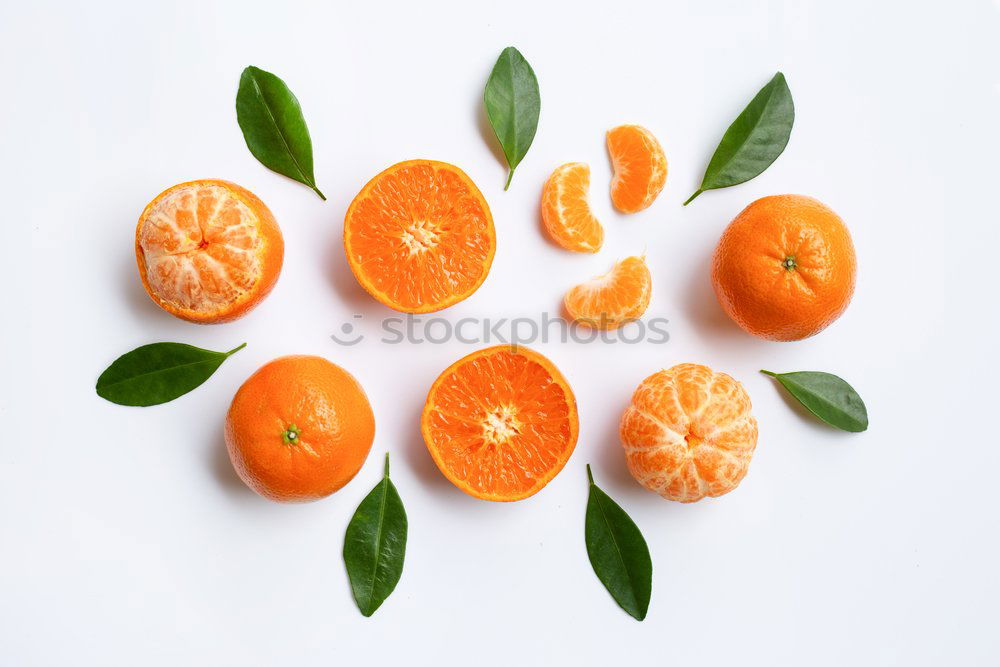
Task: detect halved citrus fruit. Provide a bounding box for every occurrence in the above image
[135,180,283,323]
[564,256,652,329]
[541,162,603,253]
[607,125,667,213]
[421,345,579,501]
[620,363,758,503]
[344,160,496,314]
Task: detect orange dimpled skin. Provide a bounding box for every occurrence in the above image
[225,356,375,503]
[620,364,758,503]
[422,346,579,502]
[344,160,496,314]
[712,195,856,342]
[541,163,604,253]
[135,180,283,323]
[607,125,667,213]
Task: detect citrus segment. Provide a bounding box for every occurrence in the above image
[607,125,667,213]
[564,256,652,329]
[135,180,283,323]
[620,363,758,503]
[541,162,603,253]
[421,345,578,501]
[344,160,495,314]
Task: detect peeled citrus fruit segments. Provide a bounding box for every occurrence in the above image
[422,345,579,502]
[620,363,758,503]
[564,256,652,329]
[541,162,603,253]
[344,160,495,314]
[607,125,668,213]
[135,180,284,324]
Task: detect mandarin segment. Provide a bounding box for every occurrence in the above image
[344,160,496,314]
[135,180,283,323]
[541,162,604,253]
[607,125,668,213]
[564,256,652,329]
[421,346,578,501]
[620,363,758,503]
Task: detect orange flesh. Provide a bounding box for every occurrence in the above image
[137,183,270,318]
[564,256,652,329]
[344,160,495,313]
[422,346,578,501]
[620,364,758,503]
[607,125,667,214]
[541,163,603,253]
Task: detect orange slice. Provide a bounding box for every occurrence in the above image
[135,180,284,323]
[564,256,652,329]
[541,162,603,253]
[607,125,668,213]
[344,160,496,314]
[421,345,579,501]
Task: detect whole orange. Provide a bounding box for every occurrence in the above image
[135,180,284,324]
[711,195,856,341]
[225,356,375,503]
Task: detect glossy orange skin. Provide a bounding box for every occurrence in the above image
[135,180,284,324]
[225,356,375,503]
[711,195,856,341]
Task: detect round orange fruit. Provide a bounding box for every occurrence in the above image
[225,355,375,503]
[711,195,856,341]
[607,124,668,213]
[564,256,652,329]
[135,180,283,323]
[541,162,604,253]
[343,160,496,314]
[421,345,578,502]
[620,363,758,503]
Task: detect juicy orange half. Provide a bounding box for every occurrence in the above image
[135,180,284,323]
[421,345,579,502]
[607,125,668,214]
[344,160,496,314]
[541,162,603,253]
[564,256,652,329]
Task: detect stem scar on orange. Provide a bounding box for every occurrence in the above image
[711,195,856,341]
[421,345,579,502]
[343,160,496,314]
[225,355,375,503]
[620,363,758,503]
[135,180,283,323]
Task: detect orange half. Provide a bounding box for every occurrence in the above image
[541,162,603,253]
[564,256,652,329]
[607,125,668,213]
[421,345,579,501]
[344,160,496,314]
[135,180,284,323]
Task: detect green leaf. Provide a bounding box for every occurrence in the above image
[684,72,794,205]
[585,465,652,621]
[96,342,245,407]
[761,370,868,432]
[484,46,540,190]
[344,453,408,617]
[236,65,325,200]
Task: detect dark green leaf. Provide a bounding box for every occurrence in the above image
[96,342,245,407]
[585,465,652,621]
[484,46,540,190]
[344,453,408,617]
[761,370,868,432]
[685,72,794,205]
[236,65,325,200]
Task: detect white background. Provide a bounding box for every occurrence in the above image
[1,0,998,664]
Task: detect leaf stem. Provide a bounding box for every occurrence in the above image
[225,342,248,356]
[383,452,390,478]
[310,184,327,201]
[586,463,595,485]
[759,370,778,377]
[504,169,514,191]
[683,189,703,206]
